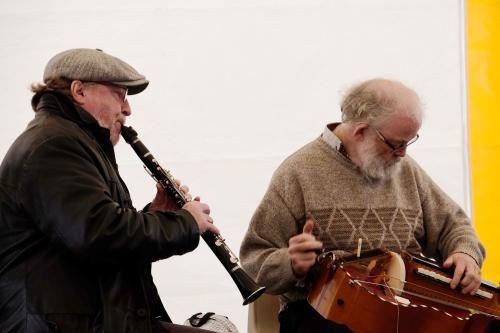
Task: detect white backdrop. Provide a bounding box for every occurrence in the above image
[0,0,470,331]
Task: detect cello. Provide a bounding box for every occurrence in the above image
[307,249,499,333]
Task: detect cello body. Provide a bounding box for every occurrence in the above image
[307,250,499,333]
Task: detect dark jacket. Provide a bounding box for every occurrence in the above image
[0,92,200,332]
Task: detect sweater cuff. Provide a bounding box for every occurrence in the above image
[280,248,305,288]
[449,243,485,267]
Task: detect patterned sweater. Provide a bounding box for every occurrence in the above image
[239,126,485,307]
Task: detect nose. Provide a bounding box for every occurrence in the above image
[122,99,131,116]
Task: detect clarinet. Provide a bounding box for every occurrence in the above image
[121,125,266,305]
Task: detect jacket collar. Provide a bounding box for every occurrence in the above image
[36,92,100,126]
[35,92,118,167]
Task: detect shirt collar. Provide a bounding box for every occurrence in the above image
[321,122,350,159]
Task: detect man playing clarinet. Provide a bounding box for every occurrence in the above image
[0,48,218,333]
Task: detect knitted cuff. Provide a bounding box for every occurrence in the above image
[449,243,484,267]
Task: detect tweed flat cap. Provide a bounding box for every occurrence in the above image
[43,48,149,95]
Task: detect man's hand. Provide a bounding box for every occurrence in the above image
[443,252,481,295]
[182,196,219,235]
[149,180,192,212]
[288,219,323,278]
[148,181,218,235]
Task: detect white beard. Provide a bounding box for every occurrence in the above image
[358,139,401,180]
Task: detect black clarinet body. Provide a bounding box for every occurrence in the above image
[121,125,265,305]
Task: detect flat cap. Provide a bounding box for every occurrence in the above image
[43,48,149,95]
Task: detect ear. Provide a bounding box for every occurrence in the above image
[70,80,86,104]
[352,122,369,141]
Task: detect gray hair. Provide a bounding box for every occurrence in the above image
[340,79,422,125]
[30,77,73,111]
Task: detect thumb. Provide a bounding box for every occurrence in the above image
[303,219,314,234]
[153,183,164,200]
[443,256,454,268]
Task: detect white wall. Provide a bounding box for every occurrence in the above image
[0,1,469,331]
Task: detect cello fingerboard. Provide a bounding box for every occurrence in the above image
[414,267,493,299]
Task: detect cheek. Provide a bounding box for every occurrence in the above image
[104,107,121,124]
[373,143,389,158]
[378,149,395,163]
[97,111,119,130]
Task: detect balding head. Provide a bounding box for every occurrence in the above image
[340,78,423,127]
[334,79,423,180]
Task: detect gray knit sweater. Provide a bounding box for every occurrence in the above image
[240,127,485,307]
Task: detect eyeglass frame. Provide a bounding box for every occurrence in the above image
[372,127,419,153]
[83,81,128,103]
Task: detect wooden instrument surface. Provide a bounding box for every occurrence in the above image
[307,250,499,333]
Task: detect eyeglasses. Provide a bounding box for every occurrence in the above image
[84,82,128,103]
[115,86,128,103]
[102,83,128,103]
[373,127,419,153]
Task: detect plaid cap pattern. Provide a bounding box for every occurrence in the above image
[43,48,149,95]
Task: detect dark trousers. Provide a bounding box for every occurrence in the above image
[279,300,354,333]
[153,320,215,333]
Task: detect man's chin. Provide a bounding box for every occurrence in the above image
[111,132,121,146]
[384,160,402,176]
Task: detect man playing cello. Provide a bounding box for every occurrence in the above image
[240,79,486,332]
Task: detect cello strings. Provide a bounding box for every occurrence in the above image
[354,278,499,319]
[356,271,495,313]
[383,279,400,333]
[391,275,496,314]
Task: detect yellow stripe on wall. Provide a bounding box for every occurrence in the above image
[466,0,500,283]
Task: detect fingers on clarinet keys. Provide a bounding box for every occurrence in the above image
[179,184,190,195]
[183,201,212,233]
[206,216,219,235]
